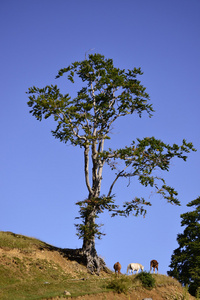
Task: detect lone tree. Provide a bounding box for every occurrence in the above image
[168,197,200,296]
[27,53,195,273]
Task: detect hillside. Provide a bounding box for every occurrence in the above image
[0,231,196,300]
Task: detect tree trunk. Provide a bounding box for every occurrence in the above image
[81,206,105,274]
[82,139,106,274]
[82,239,102,274]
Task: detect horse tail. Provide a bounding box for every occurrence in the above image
[126,264,130,274]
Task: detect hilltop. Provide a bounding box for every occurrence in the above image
[0,231,196,300]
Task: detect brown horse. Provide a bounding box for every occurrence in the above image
[150,259,158,273]
[113,262,122,275]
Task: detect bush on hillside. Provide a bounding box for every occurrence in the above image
[107,276,130,294]
[136,272,155,289]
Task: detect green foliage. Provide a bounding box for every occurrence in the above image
[135,271,156,289]
[27,54,153,146]
[196,287,200,299]
[75,196,114,240]
[168,197,200,296]
[27,53,196,246]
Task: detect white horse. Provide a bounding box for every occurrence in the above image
[126,263,144,274]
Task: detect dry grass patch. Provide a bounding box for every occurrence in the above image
[153,274,181,288]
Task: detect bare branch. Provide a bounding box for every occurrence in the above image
[85,48,95,60]
[107,166,128,197]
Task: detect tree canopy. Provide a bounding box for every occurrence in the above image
[27,53,196,273]
[168,197,200,296]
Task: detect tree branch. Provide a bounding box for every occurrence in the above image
[107,166,128,197]
[57,109,86,142]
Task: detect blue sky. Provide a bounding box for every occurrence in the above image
[0,0,200,275]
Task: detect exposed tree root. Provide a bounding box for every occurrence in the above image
[62,247,109,275]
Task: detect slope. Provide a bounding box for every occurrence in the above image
[0,231,196,300]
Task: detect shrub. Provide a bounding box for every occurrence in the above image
[107,276,130,294]
[135,271,155,289]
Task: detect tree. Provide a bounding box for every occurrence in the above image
[27,53,195,274]
[168,197,200,296]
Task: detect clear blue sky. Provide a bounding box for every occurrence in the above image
[0,0,199,275]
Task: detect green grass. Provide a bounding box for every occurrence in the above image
[0,231,193,300]
[0,274,110,299]
[0,231,111,299]
[0,231,52,250]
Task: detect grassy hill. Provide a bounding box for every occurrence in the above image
[0,231,196,300]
